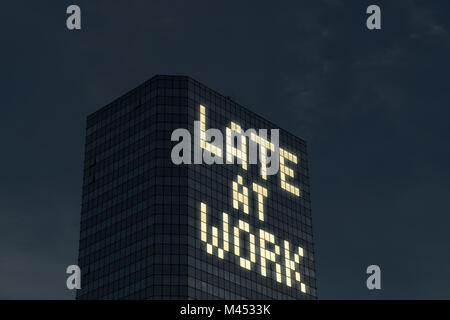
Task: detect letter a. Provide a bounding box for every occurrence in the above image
[366,265,381,289]
[66,5,81,30]
[66,265,81,289]
[171,128,191,164]
[366,5,381,30]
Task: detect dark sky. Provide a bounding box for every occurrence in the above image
[1,0,449,299]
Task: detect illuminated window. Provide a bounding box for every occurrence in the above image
[259,229,282,283]
[252,182,268,221]
[234,220,256,270]
[249,131,276,180]
[200,202,229,259]
[279,148,300,197]
[232,175,249,214]
[200,105,223,158]
[226,122,247,170]
[284,240,306,293]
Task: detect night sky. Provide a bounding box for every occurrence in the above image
[1,0,450,299]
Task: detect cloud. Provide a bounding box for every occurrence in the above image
[408,1,448,38]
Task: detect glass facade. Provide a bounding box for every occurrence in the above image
[76,75,317,300]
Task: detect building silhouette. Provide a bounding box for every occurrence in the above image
[76,75,317,299]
